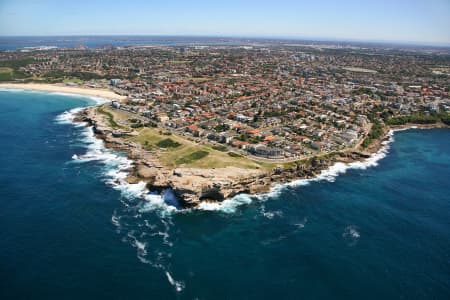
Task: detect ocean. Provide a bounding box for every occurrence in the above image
[0,89,449,299]
[0,36,275,51]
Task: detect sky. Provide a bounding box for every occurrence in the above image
[0,0,449,45]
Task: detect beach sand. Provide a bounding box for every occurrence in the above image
[0,83,126,101]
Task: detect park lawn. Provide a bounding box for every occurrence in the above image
[0,67,24,81]
[63,77,84,84]
[0,67,13,73]
[129,127,270,169]
[97,106,127,129]
[0,67,13,80]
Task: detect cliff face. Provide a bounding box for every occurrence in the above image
[145,167,268,207]
[76,108,375,208]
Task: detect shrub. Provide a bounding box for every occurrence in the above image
[176,150,209,164]
[212,145,228,152]
[227,152,242,158]
[156,138,181,148]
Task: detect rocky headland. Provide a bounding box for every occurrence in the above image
[76,106,444,208]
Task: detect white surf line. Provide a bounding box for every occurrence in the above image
[196,130,396,213]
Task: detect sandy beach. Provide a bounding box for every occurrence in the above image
[0,83,126,101]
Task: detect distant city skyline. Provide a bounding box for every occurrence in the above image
[1,0,449,46]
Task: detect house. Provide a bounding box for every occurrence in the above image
[110,78,121,86]
[310,142,324,151]
[157,113,169,122]
[111,100,121,109]
[247,144,284,159]
[235,114,252,123]
[207,133,226,143]
[186,124,200,137]
[230,140,249,149]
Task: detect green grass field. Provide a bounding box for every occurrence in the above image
[96,105,275,170]
[129,127,272,169]
[0,67,28,81]
[97,107,124,129]
[156,138,181,148]
[175,150,209,165]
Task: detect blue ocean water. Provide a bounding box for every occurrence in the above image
[0,90,449,299]
[0,36,264,51]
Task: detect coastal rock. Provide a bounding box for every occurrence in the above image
[137,165,158,179]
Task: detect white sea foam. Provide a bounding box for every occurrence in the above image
[260,205,284,219]
[196,193,254,214]
[74,126,178,214]
[134,239,147,255]
[111,214,122,234]
[53,95,182,218]
[294,217,308,229]
[343,225,361,246]
[165,271,185,292]
[196,131,396,213]
[55,107,85,125]
[0,88,27,93]
[77,124,181,215]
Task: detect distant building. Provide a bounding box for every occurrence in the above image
[248,144,284,159]
[111,100,121,109]
[186,124,200,137]
[110,79,121,86]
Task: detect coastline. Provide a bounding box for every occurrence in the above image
[76,105,429,210]
[0,83,125,101]
[86,104,448,210]
[2,85,448,211]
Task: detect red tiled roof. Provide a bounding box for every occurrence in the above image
[187,124,199,131]
[247,129,261,135]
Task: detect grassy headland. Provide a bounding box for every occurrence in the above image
[128,127,270,170]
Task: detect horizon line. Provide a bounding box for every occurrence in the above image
[0,34,449,48]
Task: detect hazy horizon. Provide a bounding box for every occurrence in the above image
[1,0,449,46]
[0,34,449,48]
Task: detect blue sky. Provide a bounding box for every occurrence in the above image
[0,0,449,45]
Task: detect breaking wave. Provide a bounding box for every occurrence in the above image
[55,96,184,293]
[56,106,178,216]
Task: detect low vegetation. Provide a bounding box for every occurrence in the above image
[176,150,209,165]
[227,152,242,158]
[361,121,385,148]
[129,128,269,169]
[44,70,104,81]
[0,58,37,69]
[0,67,28,81]
[386,112,450,126]
[212,145,228,152]
[0,58,38,81]
[97,107,122,129]
[156,138,181,148]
